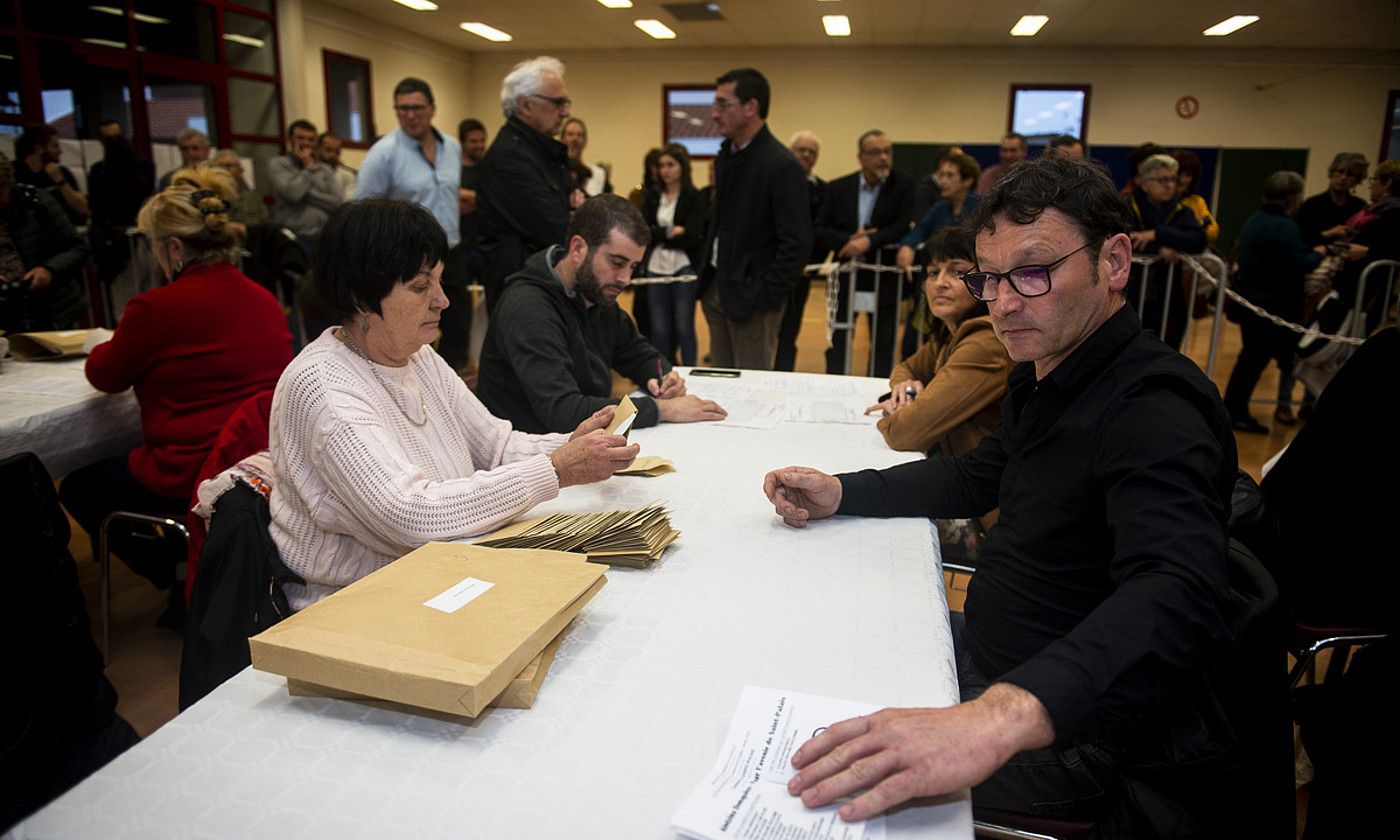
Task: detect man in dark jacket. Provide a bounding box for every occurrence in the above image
[1125,153,1207,350]
[0,152,89,333]
[774,130,826,372]
[477,195,726,434]
[478,56,584,312]
[815,130,914,376]
[1222,171,1324,432]
[699,68,812,370]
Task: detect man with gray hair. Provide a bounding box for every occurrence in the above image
[478,55,584,311]
[1124,153,1206,349]
[1222,171,1323,432]
[158,127,210,189]
[1297,152,1369,247]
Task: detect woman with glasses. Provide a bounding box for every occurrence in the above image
[1124,154,1207,350]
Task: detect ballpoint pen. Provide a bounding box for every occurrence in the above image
[655,358,664,396]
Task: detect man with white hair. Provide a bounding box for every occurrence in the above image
[158,128,210,189]
[775,130,826,371]
[478,55,584,311]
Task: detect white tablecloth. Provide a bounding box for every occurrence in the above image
[10,369,970,840]
[0,356,141,478]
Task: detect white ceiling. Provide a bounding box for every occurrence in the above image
[325,0,1400,53]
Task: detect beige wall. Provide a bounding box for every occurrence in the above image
[274,6,1397,196]
[289,0,475,169]
[464,46,1396,195]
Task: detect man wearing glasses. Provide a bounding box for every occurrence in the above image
[357,77,469,371]
[478,55,584,313]
[699,67,811,371]
[764,157,1254,834]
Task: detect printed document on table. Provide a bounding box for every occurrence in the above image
[718,400,786,430]
[673,685,885,840]
[787,401,877,425]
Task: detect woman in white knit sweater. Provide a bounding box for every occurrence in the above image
[269,200,638,609]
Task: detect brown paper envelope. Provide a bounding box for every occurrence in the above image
[250,543,605,717]
[606,394,638,437]
[6,329,93,360]
[285,623,569,717]
[615,455,675,476]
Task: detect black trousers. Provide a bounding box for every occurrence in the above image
[774,276,812,372]
[1223,311,1296,418]
[59,455,189,590]
[436,244,475,372]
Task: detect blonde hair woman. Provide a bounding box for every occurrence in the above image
[60,164,293,624]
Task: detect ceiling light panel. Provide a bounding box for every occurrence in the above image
[635,19,677,39]
[822,15,851,37]
[392,0,439,10]
[597,0,633,8]
[1203,15,1259,36]
[460,22,513,42]
[1010,15,1049,36]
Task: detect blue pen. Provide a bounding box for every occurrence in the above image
[904,386,917,400]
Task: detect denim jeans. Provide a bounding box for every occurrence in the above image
[646,272,698,365]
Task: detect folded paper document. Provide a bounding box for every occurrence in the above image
[607,394,639,437]
[616,455,675,476]
[479,502,679,568]
[249,542,605,718]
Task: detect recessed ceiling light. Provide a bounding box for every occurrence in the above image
[1010,15,1049,36]
[89,5,169,24]
[822,15,851,37]
[635,19,677,39]
[392,0,439,10]
[459,22,513,42]
[597,0,633,8]
[1203,15,1259,36]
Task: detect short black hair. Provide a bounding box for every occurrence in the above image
[568,194,651,251]
[15,124,57,160]
[288,119,317,138]
[716,68,770,119]
[927,225,977,265]
[1048,134,1080,151]
[314,200,449,324]
[315,131,339,145]
[457,118,486,143]
[965,156,1129,256]
[394,77,434,105]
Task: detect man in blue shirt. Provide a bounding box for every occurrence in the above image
[357,77,470,371]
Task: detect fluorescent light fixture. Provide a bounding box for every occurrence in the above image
[635,19,677,39]
[822,15,851,37]
[80,37,128,49]
[90,5,168,24]
[392,0,439,10]
[459,22,513,42]
[1010,15,1049,36]
[597,0,633,8]
[1203,15,1259,36]
[223,33,266,49]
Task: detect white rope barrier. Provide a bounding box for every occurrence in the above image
[1175,253,1366,347]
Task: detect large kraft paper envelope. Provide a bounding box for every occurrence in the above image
[249,542,605,718]
[284,621,571,718]
[6,329,93,360]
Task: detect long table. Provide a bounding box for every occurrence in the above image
[9,369,970,839]
[0,356,141,478]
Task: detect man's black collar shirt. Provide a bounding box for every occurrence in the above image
[838,305,1238,745]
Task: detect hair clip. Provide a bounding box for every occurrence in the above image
[189,189,229,215]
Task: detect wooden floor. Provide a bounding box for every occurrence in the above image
[74,277,1304,743]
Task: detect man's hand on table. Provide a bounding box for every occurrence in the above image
[657,395,727,423]
[648,369,687,398]
[762,466,842,527]
[550,429,637,486]
[787,683,1055,821]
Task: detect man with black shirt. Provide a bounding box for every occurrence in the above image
[477,195,725,434]
[700,67,811,370]
[457,118,488,303]
[774,129,826,372]
[14,124,88,225]
[814,129,914,376]
[765,156,1250,835]
[478,56,583,312]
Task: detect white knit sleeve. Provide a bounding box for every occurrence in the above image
[426,347,570,469]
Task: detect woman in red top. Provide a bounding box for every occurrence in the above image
[60,165,291,622]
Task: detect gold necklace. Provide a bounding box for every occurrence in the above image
[337,328,428,426]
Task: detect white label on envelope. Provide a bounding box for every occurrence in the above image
[423,577,494,613]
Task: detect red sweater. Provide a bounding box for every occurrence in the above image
[85,261,292,498]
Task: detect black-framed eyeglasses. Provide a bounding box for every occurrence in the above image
[530,94,572,109]
[959,242,1093,301]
